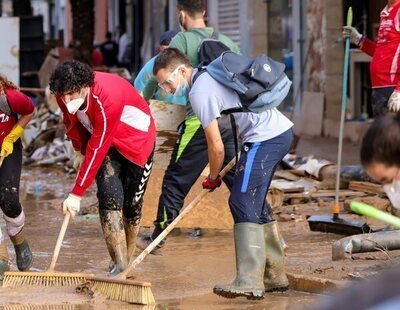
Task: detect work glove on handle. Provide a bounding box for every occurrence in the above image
[388,90,400,112]
[73,150,84,171]
[0,125,24,158]
[342,26,363,45]
[62,193,81,218]
[202,175,222,191]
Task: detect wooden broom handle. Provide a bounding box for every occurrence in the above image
[118,156,237,279]
[0,156,4,168]
[48,211,71,272]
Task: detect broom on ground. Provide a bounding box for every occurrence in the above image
[3,211,90,287]
[81,157,237,305]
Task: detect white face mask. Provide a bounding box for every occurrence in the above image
[65,90,85,115]
[383,179,400,210]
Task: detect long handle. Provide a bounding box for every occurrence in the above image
[334,7,353,217]
[47,211,71,272]
[118,156,237,279]
[350,201,400,228]
[0,156,4,168]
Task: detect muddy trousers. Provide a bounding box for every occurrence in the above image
[153,118,236,236]
[229,130,293,224]
[371,87,394,117]
[96,148,153,272]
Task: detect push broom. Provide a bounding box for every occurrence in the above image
[307,7,371,235]
[3,211,89,287]
[81,157,237,304]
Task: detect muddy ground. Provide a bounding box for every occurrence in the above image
[0,136,397,309]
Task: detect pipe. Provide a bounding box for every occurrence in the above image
[332,231,400,261]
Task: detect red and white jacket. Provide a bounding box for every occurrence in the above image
[0,89,34,145]
[57,72,156,197]
[360,1,400,90]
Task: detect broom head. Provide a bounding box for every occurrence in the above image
[2,271,88,287]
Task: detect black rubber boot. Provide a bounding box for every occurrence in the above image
[263,221,289,292]
[213,223,266,300]
[0,239,9,283]
[10,229,33,272]
[136,225,165,256]
[99,210,127,276]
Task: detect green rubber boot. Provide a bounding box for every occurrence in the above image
[213,223,266,300]
[123,216,140,263]
[99,210,127,276]
[10,229,33,271]
[263,221,289,292]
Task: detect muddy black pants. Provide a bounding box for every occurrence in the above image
[0,139,23,219]
[153,118,236,233]
[371,87,395,117]
[96,148,153,226]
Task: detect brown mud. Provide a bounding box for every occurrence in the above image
[0,135,395,308]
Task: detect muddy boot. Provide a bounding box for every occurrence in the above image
[0,237,9,282]
[10,229,33,271]
[99,210,128,276]
[136,226,165,256]
[213,223,266,300]
[123,216,140,263]
[263,221,289,292]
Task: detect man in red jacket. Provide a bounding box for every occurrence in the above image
[49,60,156,275]
[343,0,400,116]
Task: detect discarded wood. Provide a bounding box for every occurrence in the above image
[287,169,307,177]
[267,188,284,208]
[270,180,304,193]
[344,196,391,212]
[286,272,345,294]
[348,181,384,195]
[274,170,300,181]
[284,190,367,200]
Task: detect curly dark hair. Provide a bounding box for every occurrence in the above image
[49,60,95,95]
[177,0,205,17]
[361,114,400,168]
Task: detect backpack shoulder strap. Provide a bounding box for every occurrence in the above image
[192,68,207,84]
[0,90,12,115]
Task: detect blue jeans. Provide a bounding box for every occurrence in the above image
[229,129,293,224]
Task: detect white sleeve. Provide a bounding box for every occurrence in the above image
[189,91,221,129]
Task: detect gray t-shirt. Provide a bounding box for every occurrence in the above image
[189,71,293,143]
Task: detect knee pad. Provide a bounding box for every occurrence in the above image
[4,210,25,237]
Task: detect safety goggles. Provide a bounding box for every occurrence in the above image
[158,65,184,91]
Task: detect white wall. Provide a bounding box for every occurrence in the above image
[0,17,20,84]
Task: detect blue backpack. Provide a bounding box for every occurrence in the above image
[194,51,291,113]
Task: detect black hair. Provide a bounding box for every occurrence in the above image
[177,0,205,17]
[153,48,192,76]
[49,60,95,95]
[106,31,112,40]
[361,114,400,168]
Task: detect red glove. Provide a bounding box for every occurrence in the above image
[202,175,222,191]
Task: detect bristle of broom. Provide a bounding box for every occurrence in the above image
[2,271,87,287]
[89,277,155,305]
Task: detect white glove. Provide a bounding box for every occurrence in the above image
[73,150,84,171]
[388,90,400,112]
[342,26,362,45]
[62,194,81,218]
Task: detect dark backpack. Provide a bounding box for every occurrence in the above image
[195,51,291,114]
[191,29,231,66]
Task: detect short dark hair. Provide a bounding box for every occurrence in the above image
[361,114,400,168]
[177,0,205,17]
[49,60,95,95]
[106,31,112,40]
[153,48,192,76]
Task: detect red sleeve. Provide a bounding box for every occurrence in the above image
[359,37,376,57]
[5,89,35,115]
[57,97,89,151]
[71,97,122,196]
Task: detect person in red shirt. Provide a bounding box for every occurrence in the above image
[49,60,156,275]
[0,75,35,276]
[343,0,400,116]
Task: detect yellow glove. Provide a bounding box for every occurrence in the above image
[0,125,24,158]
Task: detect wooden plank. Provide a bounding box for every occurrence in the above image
[287,272,345,294]
[348,181,384,195]
[270,180,304,193]
[274,170,300,181]
[284,190,367,199]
